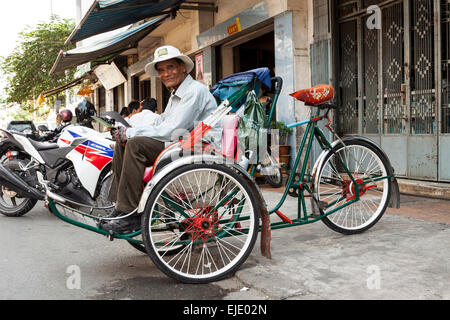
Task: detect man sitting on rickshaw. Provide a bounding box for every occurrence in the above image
[102,45,220,233]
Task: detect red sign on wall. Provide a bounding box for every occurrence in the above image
[227,17,242,36]
[195,52,204,83]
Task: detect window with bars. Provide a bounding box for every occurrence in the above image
[442,0,450,133]
[410,0,435,134]
[382,2,405,134]
[336,0,449,135]
[338,20,359,134]
[363,14,379,134]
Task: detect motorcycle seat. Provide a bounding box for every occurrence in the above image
[29,139,59,151]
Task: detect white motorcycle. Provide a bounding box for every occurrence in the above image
[0,116,185,256]
[0,123,115,218]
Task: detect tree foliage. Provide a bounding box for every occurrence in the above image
[1,15,76,112]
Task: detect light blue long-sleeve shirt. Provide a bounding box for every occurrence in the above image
[126,75,221,145]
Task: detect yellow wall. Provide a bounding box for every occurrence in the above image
[136,0,314,58]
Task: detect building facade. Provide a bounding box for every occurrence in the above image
[311,0,450,182]
[69,0,449,182]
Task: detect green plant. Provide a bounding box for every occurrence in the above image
[270,120,293,145]
[0,15,75,113]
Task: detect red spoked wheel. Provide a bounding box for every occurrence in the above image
[182,205,224,244]
[315,138,391,235]
[341,179,376,202]
[142,163,261,284]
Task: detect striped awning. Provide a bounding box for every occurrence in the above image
[66,0,184,44]
[50,15,168,75]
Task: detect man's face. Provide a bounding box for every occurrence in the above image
[130,105,141,116]
[156,59,186,90]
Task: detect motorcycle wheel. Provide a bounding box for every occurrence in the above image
[0,159,37,217]
[264,167,283,188]
[95,172,115,217]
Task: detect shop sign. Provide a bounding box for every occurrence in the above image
[94,62,126,90]
[195,52,204,83]
[227,17,242,36]
[197,1,269,50]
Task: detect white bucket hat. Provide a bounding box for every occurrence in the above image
[145,45,194,77]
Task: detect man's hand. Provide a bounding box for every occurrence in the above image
[111,126,128,146]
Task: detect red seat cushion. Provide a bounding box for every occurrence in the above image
[290,85,334,105]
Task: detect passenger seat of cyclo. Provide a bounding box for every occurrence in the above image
[142,111,240,184]
[142,114,235,184]
[144,68,272,183]
[221,114,240,158]
[213,67,273,160]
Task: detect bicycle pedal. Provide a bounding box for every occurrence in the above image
[288,187,299,198]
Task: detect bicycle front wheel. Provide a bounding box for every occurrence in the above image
[315,138,391,234]
[142,164,260,284]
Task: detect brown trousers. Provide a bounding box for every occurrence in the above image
[108,136,165,213]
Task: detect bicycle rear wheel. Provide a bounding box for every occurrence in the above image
[142,163,260,284]
[315,138,391,234]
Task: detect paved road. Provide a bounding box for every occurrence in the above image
[235,190,450,300]
[0,190,449,300]
[0,201,234,300]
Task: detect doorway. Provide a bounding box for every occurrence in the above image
[233,31,275,76]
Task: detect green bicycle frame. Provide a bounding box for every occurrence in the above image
[46,80,393,246]
[266,107,383,230]
[47,199,142,243]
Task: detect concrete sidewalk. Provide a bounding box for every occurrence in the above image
[218,187,450,300]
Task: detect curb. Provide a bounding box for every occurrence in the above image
[396,179,450,200]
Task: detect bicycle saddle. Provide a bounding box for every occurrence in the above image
[290,84,334,105]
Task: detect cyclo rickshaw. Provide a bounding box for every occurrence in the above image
[45,68,400,284]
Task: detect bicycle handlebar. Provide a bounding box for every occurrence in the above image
[271,77,283,95]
